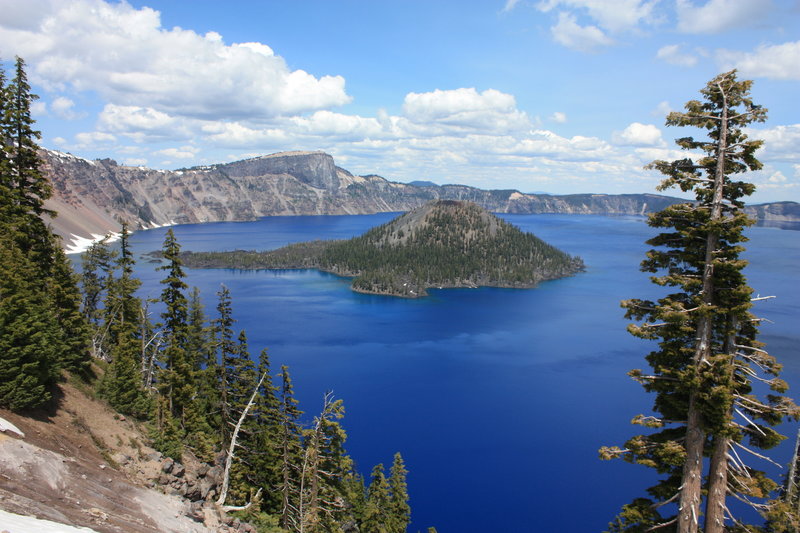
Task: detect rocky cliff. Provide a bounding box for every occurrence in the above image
[39,149,799,250]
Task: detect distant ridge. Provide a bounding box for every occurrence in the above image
[39,149,800,249]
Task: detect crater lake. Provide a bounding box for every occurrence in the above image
[112,213,800,532]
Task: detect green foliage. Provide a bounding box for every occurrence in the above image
[0,56,90,410]
[389,452,411,533]
[604,71,797,531]
[363,463,391,533]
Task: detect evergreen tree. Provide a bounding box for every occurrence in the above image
[0,231,60,409]
[249,348,283,513]
[214,284,237,443]
[278,365,304,531]
[157,228,194,422]
[80,236,117,326]
[0,57,89,409]
[184,286,218,458]
[388,452,410,533]
[362,463,390,533]
[601,71,798,532]
[297,392,348,532]
[7,57,51,219]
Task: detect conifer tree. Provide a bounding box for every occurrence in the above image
[214,284,237,443]
[0,57,89,409]
[601,71,798,532]
[297,392,348,532]
[362,463,391,533]
[389,452,410,533]
[248,348,283,513]
[81,236,117,326]
[185,286,218,458]
[157,228,194,422]
[0,231,60,409]
[278,365,304,531]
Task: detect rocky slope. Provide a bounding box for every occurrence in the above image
[40,149,799,250]
[0,380,255,533]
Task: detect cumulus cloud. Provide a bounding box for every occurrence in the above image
[746,124,800,162]
[50,96,83,120]
[717,41,800,80]
[676,0,768,34]
[612,122,664,146]
[97,104,192,141]
[73,131,116,148]
[0,0,351,121]
[550,112,567,123]
[538,0,659,33]
[656,44,698,67]
[154,146,199,159]
[402,88,532,133]
[549,12,614,52]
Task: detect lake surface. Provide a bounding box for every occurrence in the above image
[118,214,800,532]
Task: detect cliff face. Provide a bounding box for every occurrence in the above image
[40,149,798,248]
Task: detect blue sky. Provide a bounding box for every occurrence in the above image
[1,0,799,202]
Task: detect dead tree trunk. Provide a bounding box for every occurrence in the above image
[216,370,267,509]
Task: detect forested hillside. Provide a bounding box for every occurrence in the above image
[0,58,419,533]
[177,200,584,297]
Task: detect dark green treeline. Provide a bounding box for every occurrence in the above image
[0,56,89,409]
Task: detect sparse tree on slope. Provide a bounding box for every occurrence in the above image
[601,71,798,532]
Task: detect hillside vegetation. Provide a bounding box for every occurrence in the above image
[179,200,585,297]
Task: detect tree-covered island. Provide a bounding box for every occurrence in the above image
[175,200,585,297]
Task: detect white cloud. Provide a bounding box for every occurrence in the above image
[676,0,768,34]
[31,100,47,116]
[203,122,291,149]
[97,104,191,141]
[549,12,614,52]
[550,111,568,123]
[0,0,351,121]
[653,101,672,117]
[50,96,83,120]
[612,122,664,146]
[123,157,148,166]
[538,0,659,33]
[74,131,116,147]
[154,146,199,159]
[402,88,532,133]
[767,171,787,183]
[746,124,800,163]
[501,0,520,12]
[656,44,698,67]
[717,41,800,80]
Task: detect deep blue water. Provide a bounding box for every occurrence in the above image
[115,214,800,533]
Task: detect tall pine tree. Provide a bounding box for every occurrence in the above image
[601,71,798,532]
[0,57,89,409]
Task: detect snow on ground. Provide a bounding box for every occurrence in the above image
[0,509,99,533]
[64,220,177,255]
[0,417,24,437]
[65,232,121,255]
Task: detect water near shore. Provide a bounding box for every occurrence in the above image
[118,213,800,532]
